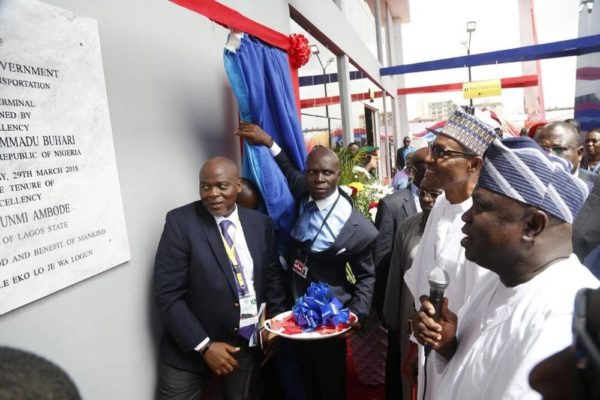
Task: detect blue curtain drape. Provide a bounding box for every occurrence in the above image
[224,34,307,237]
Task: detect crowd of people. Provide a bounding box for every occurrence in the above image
[152,110,600,400]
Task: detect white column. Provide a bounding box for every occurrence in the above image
[391,17,409,150]
[337,55,354,145]
[374,0,384,63]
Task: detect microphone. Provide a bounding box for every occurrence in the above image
[424,267,450,355]
[428,267,450,321]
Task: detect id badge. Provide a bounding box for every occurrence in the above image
[239,293,258,328]
[292,259,309,279]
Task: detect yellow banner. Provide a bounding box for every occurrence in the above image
[463,79,502,99]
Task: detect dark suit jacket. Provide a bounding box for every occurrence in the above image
[273,152,378,325]
[382,212,423,330]
[154,201,282,372]
[573,174,600,261]
[396,147,410,170]
[372,188,418,315]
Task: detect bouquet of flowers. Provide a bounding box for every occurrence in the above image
[341,182,393,222]
[334,147,393,221]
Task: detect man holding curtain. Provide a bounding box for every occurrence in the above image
[237,123,378,400]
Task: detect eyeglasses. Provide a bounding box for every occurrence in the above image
[573,288,600,372]
[418,189,443,198]
[539,145,579,156]
[428,143,476,159]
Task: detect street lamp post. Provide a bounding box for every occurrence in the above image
[579,0,594,13]
[311,45,335,147]
[466,21,476,108]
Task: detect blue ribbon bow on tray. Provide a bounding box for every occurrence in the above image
[292,282,350,332]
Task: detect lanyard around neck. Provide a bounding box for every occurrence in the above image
[219,225,249,294]
[309,193,340,247]
[221,235,239,265]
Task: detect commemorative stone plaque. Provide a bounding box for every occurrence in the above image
[0,0,131,315]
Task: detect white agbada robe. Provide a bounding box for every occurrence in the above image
[403,192,490,399]
[428,255,599,400]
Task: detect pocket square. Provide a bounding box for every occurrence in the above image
[335,248,347,255]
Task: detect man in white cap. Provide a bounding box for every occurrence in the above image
[403,109,497,398]
[413,137,598,399]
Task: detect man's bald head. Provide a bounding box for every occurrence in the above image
[237,178,261,209]
[199,157,241,217]
[0,347,81,400]
[307,147,339,169]
[564,118,581,133]
[537,122,580,147]
[408,147,429,187]
[534,122,583,173]
[200,156,239,179]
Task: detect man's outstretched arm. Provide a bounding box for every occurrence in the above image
[235,122,306,198]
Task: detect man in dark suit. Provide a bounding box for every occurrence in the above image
[373,145,428,314]
[382,181,442,400]
[396,136,413,170]
[573,178,600,276]
[373,145,428,399]
[154,156,282,400]
[533,122,600,276]
[237,123,378,400]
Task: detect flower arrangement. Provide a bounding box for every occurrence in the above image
[335,147,366,184]
[342,182,393,221]
[334,147,393,221]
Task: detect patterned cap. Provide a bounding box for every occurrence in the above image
[441,109,497,156]
[478,137,589,223]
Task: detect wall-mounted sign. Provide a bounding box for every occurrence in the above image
[0,0,130,315]
[463,79,502,99]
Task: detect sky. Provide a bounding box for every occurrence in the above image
[292,0,583,133]
[399,0,580,120]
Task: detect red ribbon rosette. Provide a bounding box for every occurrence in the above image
[288,33,311,68]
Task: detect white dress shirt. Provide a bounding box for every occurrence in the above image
[410,182,422,213]
[213,206,255,292]
[195,205,254,352]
